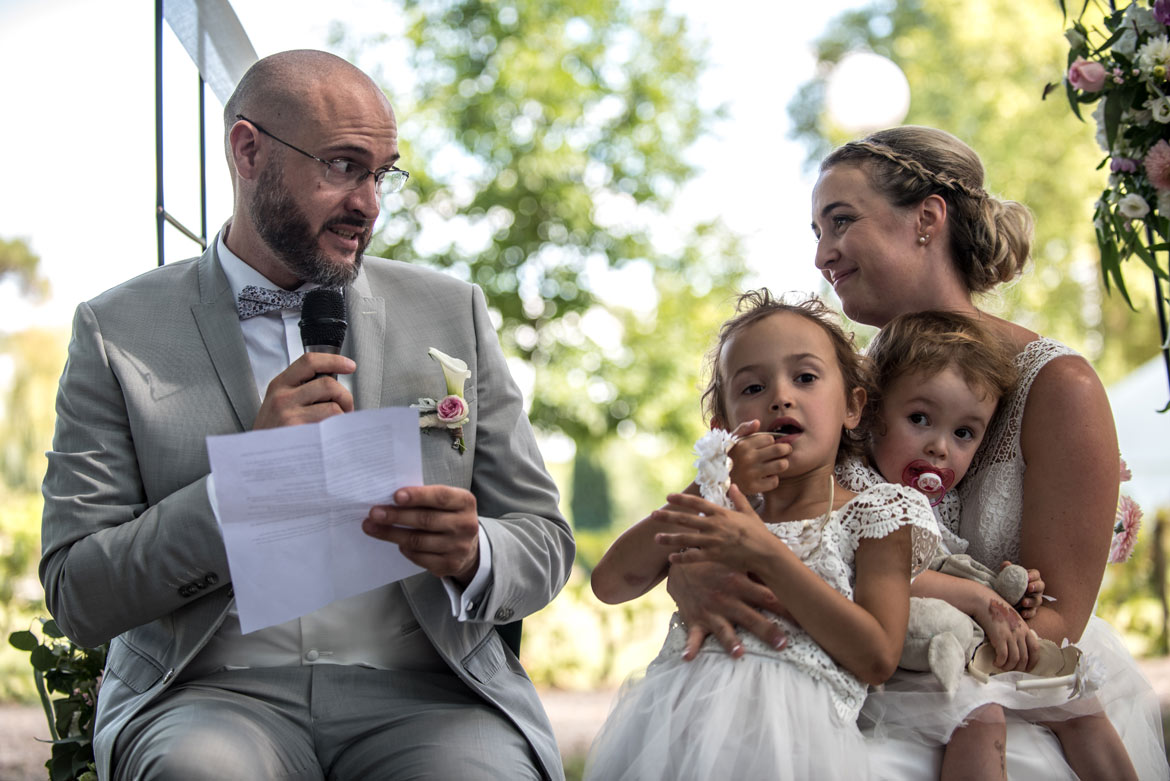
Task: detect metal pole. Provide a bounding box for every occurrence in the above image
[1155,272,1170,408]
[199,73,208,244]
[155,0,165,267]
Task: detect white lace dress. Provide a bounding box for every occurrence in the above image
[583,483,939,781]
[862,338,1170,780]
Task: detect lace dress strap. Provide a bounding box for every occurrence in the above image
[966,338,1079,479]
[839,484,940,577]
[958,337,1079,568]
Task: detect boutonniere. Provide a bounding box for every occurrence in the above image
[412,347,472,452]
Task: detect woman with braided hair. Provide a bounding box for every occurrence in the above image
[665,125,1168,780]
[810,126,1166,779]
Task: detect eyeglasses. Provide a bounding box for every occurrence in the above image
[236,115,410,195]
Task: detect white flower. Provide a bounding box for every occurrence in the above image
[1065,28,1086,48]
[1139,36,1170,73]
[1115,27,1139,58]
[428,347,471,398]
[1157,190,1170,216]
[1072,653,1105,700]
[1092,100,1110,153]
[1127,4,1164,38]
[1119,193,1151,219]
[693,429,736,508]
[1149,95,1170,123]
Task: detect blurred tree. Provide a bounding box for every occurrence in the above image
[570,443,612,534]
[336,0,750,464]
[0,328,67,493]
[0,236,49,302]
[788,0,1162,383]
[0,238,62,702]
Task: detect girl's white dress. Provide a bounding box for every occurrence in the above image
[584,483,940,781]
[860,338,1170,780]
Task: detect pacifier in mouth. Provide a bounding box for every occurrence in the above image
[902,460,955,506]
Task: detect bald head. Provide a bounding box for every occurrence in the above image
[223,50,393,167]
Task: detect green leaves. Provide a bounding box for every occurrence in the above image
[342,0,748,458]
[8,619,107,781]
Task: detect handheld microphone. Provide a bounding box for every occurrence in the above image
[299,288,347,378]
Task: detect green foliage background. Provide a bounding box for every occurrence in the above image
[789,0,1166,383]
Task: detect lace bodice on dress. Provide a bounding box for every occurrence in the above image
[957,338,1079,568]
[656,483,939,724]
[837,458,966,555]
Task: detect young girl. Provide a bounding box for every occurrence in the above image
[861,311,1137,781]
[733,310,1137,780]
[585,291,940,780]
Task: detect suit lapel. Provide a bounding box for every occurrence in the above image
[347,268,386,411]
[191,245,261,430]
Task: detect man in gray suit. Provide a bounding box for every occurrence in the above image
[40,49,574,780]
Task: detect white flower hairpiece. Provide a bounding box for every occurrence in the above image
[693,429,736,508]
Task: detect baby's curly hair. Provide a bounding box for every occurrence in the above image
[701,289,872,464]
[865,311,1018,431]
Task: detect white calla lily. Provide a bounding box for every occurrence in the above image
[428,347,471,397]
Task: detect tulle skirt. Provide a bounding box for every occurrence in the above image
[860,617,1169,779]
[584,646,870,781]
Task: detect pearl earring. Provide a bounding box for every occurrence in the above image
[917,233,930,245]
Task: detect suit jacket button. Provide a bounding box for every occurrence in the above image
[494,607,513,621]
[178,585,191,597]
[204,573,218,586]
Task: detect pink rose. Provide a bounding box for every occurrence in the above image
[1146,139,1170,190]
[1068,57,1107,92]
[436,394,469,424]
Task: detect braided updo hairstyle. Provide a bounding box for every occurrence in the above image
[820,126,1034,294]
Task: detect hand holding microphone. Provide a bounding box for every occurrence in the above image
[253,289,355,429]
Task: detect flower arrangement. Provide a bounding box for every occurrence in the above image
[413,347,471,452]
[1055,1,1170,303]
[1109,458,1144,562]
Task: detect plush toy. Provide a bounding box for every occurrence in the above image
[898,554,1029,693]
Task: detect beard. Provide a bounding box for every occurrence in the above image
[249,160,371,288]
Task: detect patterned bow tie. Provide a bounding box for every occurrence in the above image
[236,285,306,320]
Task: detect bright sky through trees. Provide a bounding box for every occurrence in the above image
[0,0,872,331]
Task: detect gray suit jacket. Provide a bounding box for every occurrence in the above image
[40,243,575,780]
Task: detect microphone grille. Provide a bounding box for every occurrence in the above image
[299,288,347,348]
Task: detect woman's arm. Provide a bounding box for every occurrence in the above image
[1017,355,1118,643]
[657,487,911,684]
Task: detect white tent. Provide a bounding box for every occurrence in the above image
[1108,354,1170,513]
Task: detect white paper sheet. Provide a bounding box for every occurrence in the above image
[206,407,425,633]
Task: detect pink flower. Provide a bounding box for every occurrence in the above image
[436,394,469,424]
[1145,139,1170,190]
[1111,157,1139,173]
[1119,457,1132,483]
[1068,57,1108,92]
[1109,494,1143,563]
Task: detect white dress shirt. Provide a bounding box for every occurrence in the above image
[190,231,491,675]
